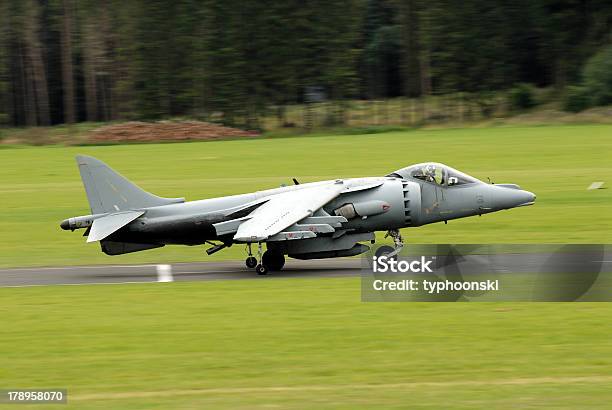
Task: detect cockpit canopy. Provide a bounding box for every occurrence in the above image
[387,163,481,186]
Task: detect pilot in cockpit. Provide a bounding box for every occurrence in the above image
[389,162,478,187]
[424,164,437,183]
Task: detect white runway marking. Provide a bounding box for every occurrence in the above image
[0,259,361,288]
[156,264,173,282]
[587,181,604,190]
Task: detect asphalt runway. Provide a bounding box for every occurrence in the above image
[1,247,610,288]
[0,259,362,287]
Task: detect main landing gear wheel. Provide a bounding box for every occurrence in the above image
[375,245,396,259]
[262,250,285,271]
[245,256,257,269]
[256,264,269,275]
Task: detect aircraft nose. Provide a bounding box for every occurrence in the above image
[513,189,536,207]
[529,192,536,202]
[489,186,536,210]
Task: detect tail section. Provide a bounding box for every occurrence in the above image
[76,155,184,214]
[86,210,145,243]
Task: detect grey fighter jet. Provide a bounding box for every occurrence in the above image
[61,156,536,274]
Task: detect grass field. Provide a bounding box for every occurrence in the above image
[1,124,611,267]
[2,279,612,409]
[1,125,612,409]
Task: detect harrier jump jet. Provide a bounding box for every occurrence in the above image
[61,156,535,274]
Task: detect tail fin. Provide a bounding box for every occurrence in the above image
[76,155,184,214]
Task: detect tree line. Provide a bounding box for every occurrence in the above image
[0,0,610,129]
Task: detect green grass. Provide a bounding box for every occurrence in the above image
[1,124,611,268]
[1,279,612,409]
[2,125,612,409]
[0,121,105,145]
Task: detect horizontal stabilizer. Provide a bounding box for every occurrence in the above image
[87,211,144,243]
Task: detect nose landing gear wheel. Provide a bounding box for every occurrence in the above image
[245,256,257,269]
[262,250,285,271]
[369,245,397,269]
[375,245,396,259]
[255,264,269,275]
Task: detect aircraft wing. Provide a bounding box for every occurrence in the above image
[233,182,346,242]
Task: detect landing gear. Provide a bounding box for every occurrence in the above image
[254,242,269,275]
[384,229,404,258]
[375,245,396,259]
[255,263,269,275]
[246,256,257,269]
[245,243,258,268]
[245,243,286,274]
[262,250,285,271]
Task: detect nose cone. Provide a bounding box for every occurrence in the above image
[60,219,70,230]
[490,186,536,210]
[517,190,536,207]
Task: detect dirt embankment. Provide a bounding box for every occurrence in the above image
[89,121,260,143]
[0,120,260,145]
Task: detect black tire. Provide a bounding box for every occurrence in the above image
[375,245,396,260]
[245,256,257,269]
[262,250,285,271]
[256,264,268,275]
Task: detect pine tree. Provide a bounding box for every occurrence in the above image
[60,0,75,123]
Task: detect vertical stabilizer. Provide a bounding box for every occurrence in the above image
[76,155,184,214]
